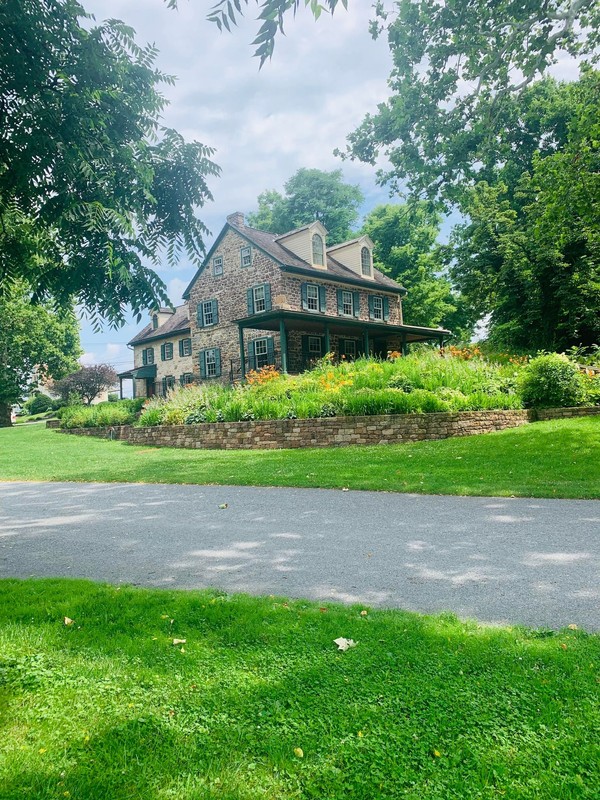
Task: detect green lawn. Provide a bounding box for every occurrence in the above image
[0,579,597,799]
[0,416,599,498]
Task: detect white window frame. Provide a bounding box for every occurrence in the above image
[308,336,322,356]
[253,285,266,313]
[203,300,215,326]
[361,246,372,276]
[253,337,269,368]
[372,296,383,320]
[342,290,353,316]
[205,349,217,377]
[144,347,154,365]
[212,256,223,277]
[344,340,356,359]
[240,246,252,268]
[181,338,192,357]
[306,284,319,311]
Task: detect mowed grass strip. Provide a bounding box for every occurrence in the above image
[0,579,598,799]
[1,417,599,498]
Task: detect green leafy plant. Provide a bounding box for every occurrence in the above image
[519,354,585,408]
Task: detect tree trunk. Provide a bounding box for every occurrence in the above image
[0,401,13,427]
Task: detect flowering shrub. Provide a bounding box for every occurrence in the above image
[246,365,280,385]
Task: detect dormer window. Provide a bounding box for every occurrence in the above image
[152,314,158,330]
[361,247,372,276]
[312,234,324,266]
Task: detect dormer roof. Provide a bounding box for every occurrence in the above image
[128,304,191,346]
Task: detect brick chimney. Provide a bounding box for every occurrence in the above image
[227,212,245,227]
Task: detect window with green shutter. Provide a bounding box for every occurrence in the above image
[199,348,221,379]
[179,338,192,357]
[248,337,274,370]
[161,342,173,360]
[338,289,359,317]
[197,299,219,327]
[142,347,154,365]
[247,284,272,315]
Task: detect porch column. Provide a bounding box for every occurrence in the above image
[401,333,408,357]
[119,377,124,400]
[324,322,331,356]
[363,328,370,357]
[279,318,288,373]
[238,324,246,380]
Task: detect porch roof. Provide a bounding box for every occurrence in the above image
[233,310,451,342]
[117,365,157,380]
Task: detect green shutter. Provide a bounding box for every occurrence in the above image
[179,339,184,357]
[212,299,219,325]
[162,377,167,395]
[199,351,207,379]
[368,296,374,320]
[248,340,257,371]
[161,344,166,361]
[301,335,309,364]
[247,288,254,315]
[266,337,274,364]
[142,349,148,366]
[301,283,308,310]
[383,297,390,321]
[337,289,344,315]
[214,348,222,377]
[319,285,327,312]
[353,292,360,318]
[197,303,204,327]
[264,283,272,311]
[320,336,326,356]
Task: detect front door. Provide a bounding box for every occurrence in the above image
[146,378,155,397]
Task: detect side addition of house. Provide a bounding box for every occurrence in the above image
[119,212,450,396]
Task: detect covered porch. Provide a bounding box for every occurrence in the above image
[116,364,157,399]
[232,310,451,381]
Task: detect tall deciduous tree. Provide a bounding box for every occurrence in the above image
[1,0,219,325]
[0,284,81,427]
[362,204,475,338]
[247,168,364,244]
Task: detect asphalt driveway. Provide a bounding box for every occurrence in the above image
[1,481,598,630]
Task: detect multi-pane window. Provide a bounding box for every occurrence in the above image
[205,349,217,377]
[161,342,173,360]
[240,246,252,268]
[142,347,154,365]
[162,375,175,394]
[343,339,356,359]
[180,373,194,386]
[372,296,383,320]
[179,338,192,357]
[312,233,324,266]
[212,256,223,276]
[342,291,353,316]
[253,338,269,368]
[308,336,322,356]
[361,247,372,276]
[306,284,319,311]
[203,300,215,326]
[253,285,266,313]
[152,314,159,330]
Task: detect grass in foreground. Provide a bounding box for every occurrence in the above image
[0,579,598,799]
[0,416,599,498]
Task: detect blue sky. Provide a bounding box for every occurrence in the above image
[78,1,580,371]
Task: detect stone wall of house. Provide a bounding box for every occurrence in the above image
[188,227,284,381]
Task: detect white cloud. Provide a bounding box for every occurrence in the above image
[80,352,96,366]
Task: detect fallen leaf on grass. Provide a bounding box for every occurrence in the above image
[63,617,74,626]
[560,643,567,650]
[293,748,304,758]
[360,610,368,617]
[319,607,328,613]
[173,638,187,646]
[568,624,578,630]
[334,637,357,651]
[432,749,441,758]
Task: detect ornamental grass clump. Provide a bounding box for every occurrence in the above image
[60,399,143,428]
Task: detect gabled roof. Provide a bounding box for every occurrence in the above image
[183,217,405,298]
[128,304,190,346]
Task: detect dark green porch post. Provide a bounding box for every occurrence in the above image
[238,324,246,380]
[279,318,288,373]
[401,333,408,357]
[363,328,370,357]
[324,323,331,356]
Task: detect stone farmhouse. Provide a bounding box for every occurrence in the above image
[118,212,450,398]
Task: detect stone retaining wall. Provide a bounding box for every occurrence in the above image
[53,406,599,451]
